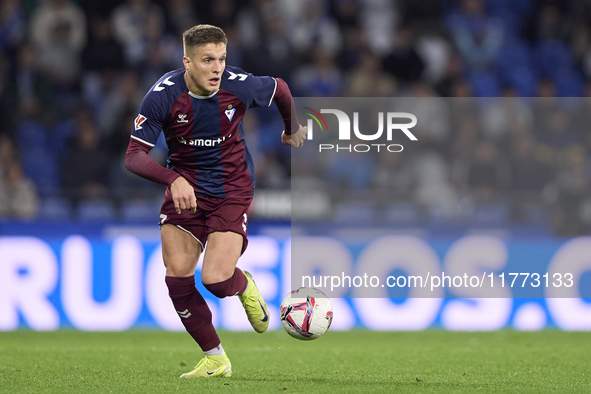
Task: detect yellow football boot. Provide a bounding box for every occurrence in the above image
[238,271,270,333]
[179,354,232,378]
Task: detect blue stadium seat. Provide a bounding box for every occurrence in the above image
[334,201,377,224]
[469,203,508,225]
[485,0,532,22]
[20,147,60,197]
[383,203,419,224]
[39,197,72,220]
[77,199,116,221]
[121,200,158,222]
[554,69,585,97]
[485,0,511,14]
[497,39,538,96]
[507,0,533,18]
[467,71,501,97]
[18,120,48,149]
[52,119,76,155]
[497,39,533,76]
[535,40,573,78]
[492,11,521,37]
[505,67,538,97]
[523,203,546,224]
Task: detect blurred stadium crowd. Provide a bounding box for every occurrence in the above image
[1,0,591,234]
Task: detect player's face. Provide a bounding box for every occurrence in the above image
[183,43,226,96]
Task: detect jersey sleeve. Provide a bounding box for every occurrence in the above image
[130,89,168,148]
[225,67,277,109]
[246,74,277,109]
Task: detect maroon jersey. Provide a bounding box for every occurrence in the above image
[131,66,277,198]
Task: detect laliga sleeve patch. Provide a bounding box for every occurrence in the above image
[134,114,147,130]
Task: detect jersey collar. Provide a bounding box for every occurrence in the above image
[182,71,220,99]
[188,89,219,99]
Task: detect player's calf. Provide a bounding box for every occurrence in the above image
[165,276,221,350]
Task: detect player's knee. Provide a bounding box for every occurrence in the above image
[201,266,234,285]
[165,265,194,278]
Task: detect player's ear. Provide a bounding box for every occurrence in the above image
[183,55,191,70]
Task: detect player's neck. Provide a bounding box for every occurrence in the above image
[183,71,218,98]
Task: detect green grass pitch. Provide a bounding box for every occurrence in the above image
[1,330,589,393]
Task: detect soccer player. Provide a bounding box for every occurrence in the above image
[125,24,306,378]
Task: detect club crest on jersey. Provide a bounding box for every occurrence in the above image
[225,104,236,122]
[134,114,147,130]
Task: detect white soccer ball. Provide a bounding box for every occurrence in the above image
[280,287,333,340]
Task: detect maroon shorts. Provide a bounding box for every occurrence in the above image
[159,188,252,255]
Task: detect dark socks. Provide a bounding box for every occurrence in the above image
[165,275,220,352]
[203,267,248,298]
